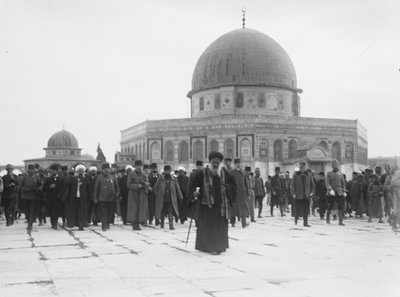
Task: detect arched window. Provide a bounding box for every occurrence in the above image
[345,142,354,162]
[319,141,328,151]
[165,141,174,162]
[274,139,283,162]
[199,97,204,111]
[224,138,234,159]
[259,138,269,161]
[179,141,189,162]
[193,140,204,162]
[240,138,251,159]
[332,141,341,162]
[150,142,161,161]
[288,139,297,159]
[209,139,219,153]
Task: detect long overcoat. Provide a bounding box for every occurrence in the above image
[61,175,91,227]
[126,170,148,223]
[43,175,65,218]
[153,174,182,219]
[230,169,250,217]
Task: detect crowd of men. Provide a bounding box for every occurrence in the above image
[1,155,399,250]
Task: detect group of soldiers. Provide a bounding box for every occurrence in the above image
[1,157,399,233]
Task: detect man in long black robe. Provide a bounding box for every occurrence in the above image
[191,152,229,255]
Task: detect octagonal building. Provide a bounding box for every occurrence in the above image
[117,27,368,177]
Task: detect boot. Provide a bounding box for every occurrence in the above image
[270,205,274,217]
[339,211,345,226]
[326,210,331,224]
[241,217,248,228]
[258,207,262,218]
[280,206,285,217]
[169,216,175,230]
[160,218,164,228]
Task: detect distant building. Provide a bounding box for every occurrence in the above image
[368,156,400,171]
[117,25,368,178]
[23,129,101,170]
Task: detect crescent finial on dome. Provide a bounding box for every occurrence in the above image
[242,8,246,29]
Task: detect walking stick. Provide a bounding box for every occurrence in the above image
[185,218,193,248]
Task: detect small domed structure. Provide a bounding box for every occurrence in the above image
[81,153,95,160]
[47,130,79,148]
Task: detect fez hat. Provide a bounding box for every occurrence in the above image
[34,163,40,170]
[195,161,203,166]
[318,172,325,176]
[5,164,14,170]
[245,166,251,172]
[143,164,149,170]
[275,166,280,172]
[208,151,223,162]
[150,163,158,169]
[27,164,35,170]
[134,160,143,166]
[234,158,241,164]
[61,165,68,171]
[102,163,111,170]
[49,164,60,171]
[164,165,172,171]
[224,157,232,162]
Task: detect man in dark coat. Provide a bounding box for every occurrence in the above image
[86,166,99,225]
[230,158,250,228]
[291,161,315,227]
[177,166,189,224]
[127,160,149,230]
[191,151,230,255]
[1,164,19,226]
[147,163,160,225]
[118,165,132,225]
[326,159,347,226]
[315,172,327,220]
[153,165,183,230]
[43,164,64,229]
[270,167,285,217]
[253,167,265,218]
[94,163,119,231]
[61,164,91,230]
[20,164,40,230]
[187,161,204,221]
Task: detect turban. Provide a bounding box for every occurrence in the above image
[88,166,98,172]
[125,165,134,171]
[177,166,185,172]
[75,164,86,172]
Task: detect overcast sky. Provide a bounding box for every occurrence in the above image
[0,0,399,165]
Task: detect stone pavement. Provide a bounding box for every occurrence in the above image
[0,212,399,297]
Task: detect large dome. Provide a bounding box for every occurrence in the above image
[189,28,297,96]
[47,130,79,148]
